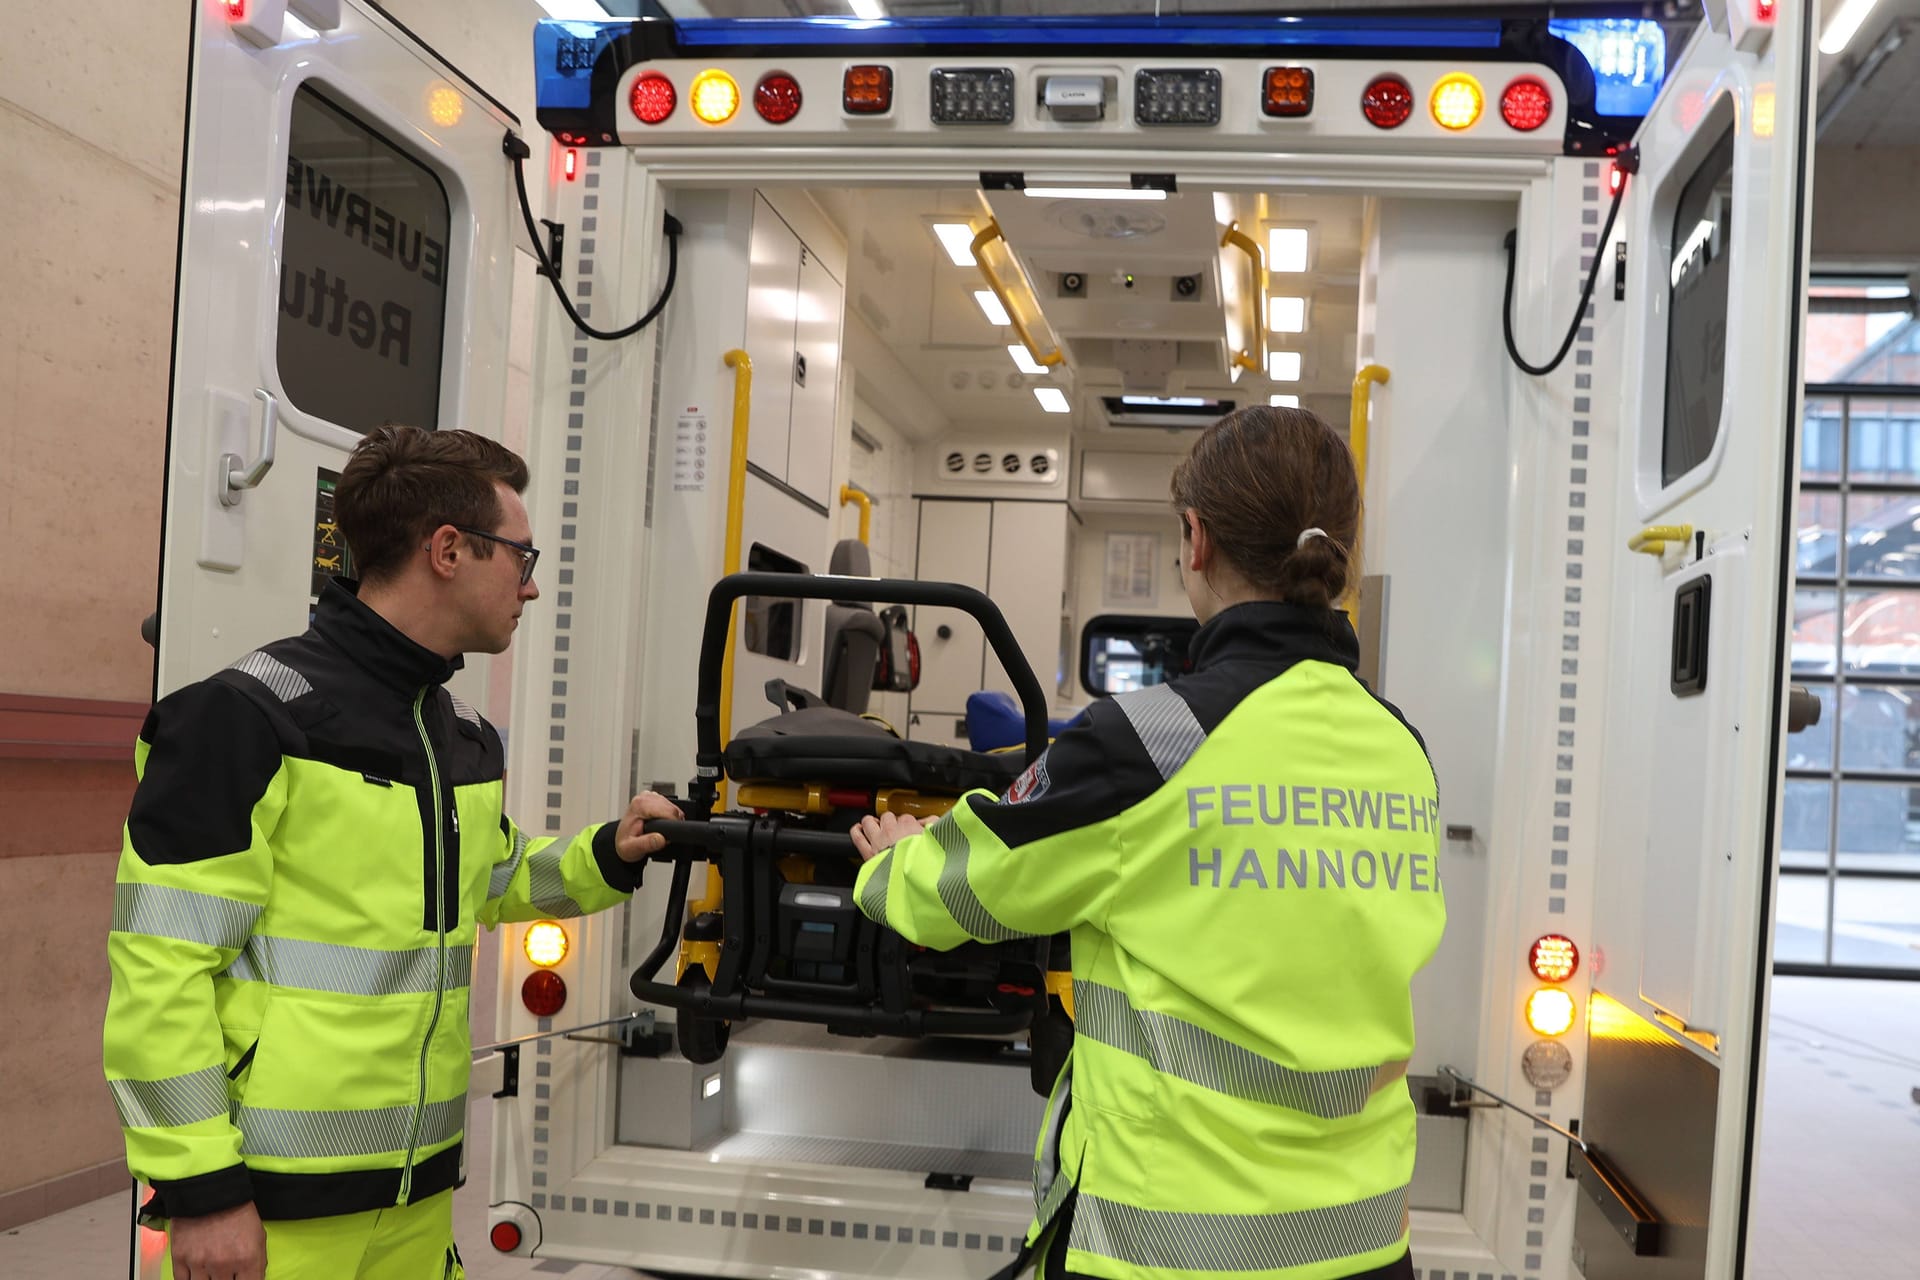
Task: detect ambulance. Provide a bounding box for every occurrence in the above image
[149,1,1815,1277]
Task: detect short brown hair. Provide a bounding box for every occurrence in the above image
[1168,406,1359,609]
[335,426,530,583]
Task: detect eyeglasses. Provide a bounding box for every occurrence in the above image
[454,526,540,585]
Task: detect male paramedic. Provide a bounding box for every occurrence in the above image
[104,425,684,1280]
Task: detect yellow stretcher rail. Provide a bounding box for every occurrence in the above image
[839,484,872,545]
[1628,524,1693,556]
[970,219,1064,370]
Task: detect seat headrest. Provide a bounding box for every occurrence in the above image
[829,539,871,577]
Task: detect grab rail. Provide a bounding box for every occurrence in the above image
[970,219,1064,370]
[1221,222,1267,376]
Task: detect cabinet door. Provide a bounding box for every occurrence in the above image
[744,196,799,483]
[984,502,1070,702]
[911,500,992,716]
[786,247,842,509]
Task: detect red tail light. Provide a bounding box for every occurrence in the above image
[1361,76,1413,129]
[1500,78,1553,132]
[490,1222,523,1252]
[755,72,803,124]
[630,73,677,125]
[1609,161,1628,195]
[562,149,579,181]
[522,970,567,1017]
[225,0,245,17]
[1756,0,1776,19]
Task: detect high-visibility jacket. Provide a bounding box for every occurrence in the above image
[104,580,641,1222]
[856,601,1446,1280]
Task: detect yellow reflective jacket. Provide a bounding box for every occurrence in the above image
[104,581,639,1222]
[856,602,1446,1280]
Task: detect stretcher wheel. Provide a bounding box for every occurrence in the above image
[675,968,730,1066]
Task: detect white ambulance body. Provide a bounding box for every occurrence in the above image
[149,2,1815,1278]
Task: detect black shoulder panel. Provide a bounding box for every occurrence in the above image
[127,679,285,866]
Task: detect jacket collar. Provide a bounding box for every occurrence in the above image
[313,579,463,696]
[1187,600,1359,674]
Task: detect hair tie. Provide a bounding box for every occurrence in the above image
[1296,527,1328,550]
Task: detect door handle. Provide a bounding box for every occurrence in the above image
[220,389,278,507]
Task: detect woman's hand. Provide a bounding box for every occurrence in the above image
[851,811,924,861]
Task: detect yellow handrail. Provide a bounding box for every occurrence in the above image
[969,219,1064,369]
[1349,364,1390,499]
[1220,222,1268,376]
[682,348,754,973]
[839,484,872,544]
[1628,524,1693,556]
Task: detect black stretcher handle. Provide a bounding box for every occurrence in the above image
[692,573,1050,794]
[640,818,855,859]
[629,973,1035,1037]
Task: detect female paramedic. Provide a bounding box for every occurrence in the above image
[851,405,1444,1280]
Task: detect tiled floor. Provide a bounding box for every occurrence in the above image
[6,976,1916,1278]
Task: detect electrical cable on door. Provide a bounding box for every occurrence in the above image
[503,131,682,341]
[1502,146,1638,377]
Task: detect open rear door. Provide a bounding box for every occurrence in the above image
[138,6,517,1268]
[1583,5,1814,1278]
[152,0,518,702]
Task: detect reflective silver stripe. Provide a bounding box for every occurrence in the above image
[525,842,584,918]
[447,692,481,727]
[1074,980,1381,1119]
[930,816,1026,942]
[488,828,533,902]
[235,1093,467,1160]
[1072,1186,1408,1274]
[112,883,259,951]
[227,651,312,702]
[221,935,472,996]
[857,849,892,923]
[108,1064,230,1130]
[1114,683,1206,780]
[1032,1060,1074,1227]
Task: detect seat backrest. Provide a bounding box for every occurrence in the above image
[822,539,881,713]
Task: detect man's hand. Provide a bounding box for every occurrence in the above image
[851,811,925,862]
[615,790,687,863]
[170,1202,266,1280]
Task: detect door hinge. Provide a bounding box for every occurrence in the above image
[1613,239,1627,302]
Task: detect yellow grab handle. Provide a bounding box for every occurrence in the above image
[1344,365,1390,626]
[839,484,872,544]
[1220,222,1268,375]
[1628,524,1693,556]
[970,220,1064,369]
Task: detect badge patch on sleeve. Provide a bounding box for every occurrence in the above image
[1005,755,1051,805]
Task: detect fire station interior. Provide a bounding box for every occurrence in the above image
[10,2,1920,1279]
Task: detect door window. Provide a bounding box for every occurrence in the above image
[1661,124,1736,485]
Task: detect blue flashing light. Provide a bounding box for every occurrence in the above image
[536,19,627,114]
[665,15,1505,52]
[1548,18,1666,118]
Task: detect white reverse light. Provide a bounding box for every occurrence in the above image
[1269,296,1307,333]
[1820,0,1881,54]
[932,223,978,266]
[1024,187,1168,201]
[1008,344,1049,375]
[703,1073,723,1099]
[974,290,1011,327]
[1270,394,1300,408]
[1034,387,1071,413]
[1268,227,1311,273]
[1268,351,1302,381]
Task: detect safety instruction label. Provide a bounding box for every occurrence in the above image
[673,410,709,492]
[311,468,354,599]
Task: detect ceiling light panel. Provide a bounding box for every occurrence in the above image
[974,290,1011,327]
[1034,387,1071,413]
[1268,296,1307,333]
[1268,228,1311,274]
[932,223,978,266]
[1008,344,1048,375]
[1268,351,1302,381]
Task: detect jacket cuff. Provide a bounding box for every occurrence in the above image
[148,1162,254,1220]
[592,821,645,892]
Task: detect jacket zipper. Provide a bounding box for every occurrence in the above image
[400,688,450,1203]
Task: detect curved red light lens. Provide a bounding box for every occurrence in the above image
[521,969,568,1017]
[630,73,676,125]
[1530,934,1580,983]
[1501,78,1553,132]
[490,1221,523,1253]
[1361,76,1414,129]
[755,73,803,125]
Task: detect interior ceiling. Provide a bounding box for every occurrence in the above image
[1818,2,1920,149]
[840,185,1365,442]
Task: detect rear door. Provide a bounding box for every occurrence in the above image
[153,0,519,704]
[1583,6,1815,1277]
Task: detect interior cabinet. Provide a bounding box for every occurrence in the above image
[744,195,842,510]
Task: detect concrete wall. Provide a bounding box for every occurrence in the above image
[0,0,551,1228]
